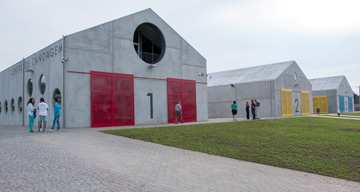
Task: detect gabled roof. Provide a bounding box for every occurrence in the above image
[207,61,295,87]
[309,76,345,91]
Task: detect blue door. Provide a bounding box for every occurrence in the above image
[339,95,345,113]
[348,96,353,112]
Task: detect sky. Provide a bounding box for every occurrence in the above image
[0,0,359,93]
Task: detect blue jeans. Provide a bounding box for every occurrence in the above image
[252,110,256,119]
[29,115,34,131]
[51,116,60,130]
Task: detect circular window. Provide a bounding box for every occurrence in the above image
[11,98,15,112]
[18,97,23,113]
[27,79,33,97]
[52,88,62,105]
[133,23,165,64]
[39,75,46,95]
[4,100,8,113]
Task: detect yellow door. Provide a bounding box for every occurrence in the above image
[281,89,293,116]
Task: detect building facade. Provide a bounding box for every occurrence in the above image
[0,9,208,128]
[207,61,313,118]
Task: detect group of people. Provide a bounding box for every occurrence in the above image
[231,99,260,121]
[27,97,61,132]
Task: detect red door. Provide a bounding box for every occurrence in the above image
[167,78,197,123]
[91,71,134,127]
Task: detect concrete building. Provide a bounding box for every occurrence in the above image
[310,76,354,113]
[207,61,313,118]
[0,9,208,128]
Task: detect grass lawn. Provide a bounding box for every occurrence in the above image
[101,117,360,182]
[322,114,360,119]
[342,113,360,117]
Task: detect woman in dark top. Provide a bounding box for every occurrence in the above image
[245,101,250,120]
[251,100,256,120]
[231,101,238,121]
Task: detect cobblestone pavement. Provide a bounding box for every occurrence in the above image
[1,124,359,192]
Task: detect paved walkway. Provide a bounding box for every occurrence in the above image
[1,119,359,191]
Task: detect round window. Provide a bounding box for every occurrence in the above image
[11,99,15,112]
[18,97,23,113]
[39,75,46,95]
[52,88,62,105]
[133,23,165,64]
[4,100,8,113]
[27,79,33,97]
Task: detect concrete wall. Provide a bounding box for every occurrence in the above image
[236,81,274,118]
[208,81,274,118]
[312,90,337,113]
[0,61,24,125]
[327,91,338,113]
[208,85,236,118]
[134,78,168,124]
[63,9,207,127]
[196,83,208,121]
[0,40,63,126]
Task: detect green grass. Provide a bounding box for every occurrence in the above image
[101,117,360,182]
[322,114,360,119]
[322,113,360,119]
[343,113,360,117]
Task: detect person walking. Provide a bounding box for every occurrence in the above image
[245,101,250,120]
[51,98,61,131]
[254,98,261,119]
[175,101,184,124]
[251,100,256,120]
[231,101,238,121]
[37,98,49,132]
[27,98,36,132]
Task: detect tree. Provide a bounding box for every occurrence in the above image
[354,93,359,104]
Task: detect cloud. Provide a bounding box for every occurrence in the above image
[209,0,360,35]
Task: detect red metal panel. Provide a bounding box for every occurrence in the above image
[113,74,134,125]
[167,78,197,123]
[91,71,134,127]
[91,94,113,125]
[182,82,197,122]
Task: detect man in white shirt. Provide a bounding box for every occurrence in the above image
[37,98,49,132]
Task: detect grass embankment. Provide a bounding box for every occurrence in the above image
[322,112,360,119]
[343,112,360,117]
[101,117,360,182]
